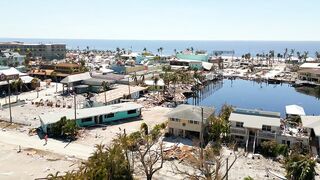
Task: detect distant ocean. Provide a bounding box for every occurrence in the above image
[1,38,320,57]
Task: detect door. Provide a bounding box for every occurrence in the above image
[94,116,99,124]
[99,115,103,124]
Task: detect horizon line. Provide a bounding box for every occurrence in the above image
[1,37,320,42]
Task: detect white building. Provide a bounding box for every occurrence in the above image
[229,108,309,153]
[0,50,26,66]
[301,116,320,155]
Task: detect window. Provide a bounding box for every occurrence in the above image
[81,117,92,123]
[189,120,199,125]
[170,118,180,122]
[262,125,271,131]
[105,113,114,118]
[236,122,244,128]
[235,135,244,140]
[127,109,137,114]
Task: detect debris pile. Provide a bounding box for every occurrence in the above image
[163,144,197,164]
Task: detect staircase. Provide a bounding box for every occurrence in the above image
[246,134,257,153]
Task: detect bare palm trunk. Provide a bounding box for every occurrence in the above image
[104,91,107,105]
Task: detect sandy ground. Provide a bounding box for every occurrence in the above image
[77,106,171,146]
[134,138,289,180]
[0,129,94,160]
[1,80,319,179]
[0,143,80,180]
[0,105,170,180]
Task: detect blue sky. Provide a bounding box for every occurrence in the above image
[0,0,319,40]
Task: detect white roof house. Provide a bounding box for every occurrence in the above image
[229,108,281,129]
[39,102,143,125]
[166,104,214,122]
[0,67,26,76]
[300,63,320,69]
[0,67,32,86]
[285,105,306,116]
[306,57,315,62]
[60,72,91,84]
[301,116,320,136]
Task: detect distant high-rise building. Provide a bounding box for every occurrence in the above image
[0,41,66,60]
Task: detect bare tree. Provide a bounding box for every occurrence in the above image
[136,125,164,180]
[171,142,241,180]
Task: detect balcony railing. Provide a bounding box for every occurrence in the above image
[230,127,246,135]
[258,131,276,139]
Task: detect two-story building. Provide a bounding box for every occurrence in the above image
[229,108,310,153]
[301,116,320,155]
[297,68,320,86]
[29,63,82,80]
[167,104,214,139]
[229,108,281,152]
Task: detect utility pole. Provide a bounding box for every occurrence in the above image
[7,80,12,123]
[226,157,229,180]
[200,107,204,166]
[73,93,77,121]
[128,77,131,99]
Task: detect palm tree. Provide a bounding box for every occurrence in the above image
[173,49,177,55]
[159,47,163,58]
[269,50,275,65]
[140,74,145,85]
[153,76,159,92]
[297,51,302,62]
[11,81,18,95]
[277,53,282,62]
[290,49,295,61]
[284,48,288,60]
[161,65,171,93]
[116,47,121,59]
[16,78,23,94]
[303,51,309,62]
[130,72,138,85]
[140,123,148,135]
[101,81,110,105]
[190,47,194,53]
[244,53,251,60]
[31,78,39,90]
[170,73,179,105]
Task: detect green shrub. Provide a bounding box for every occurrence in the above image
[285,153,316,180]
[260,140,288,157]
[50,116,79,140]
[243,176,254,180]
[140,123,148,135]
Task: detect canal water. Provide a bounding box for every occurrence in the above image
[188,79,320,116]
